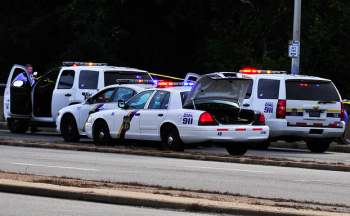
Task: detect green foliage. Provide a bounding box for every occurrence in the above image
[1,0,350,98]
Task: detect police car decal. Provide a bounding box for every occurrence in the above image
[182,112,193,124]
[327,110,341,118]
[77,107,81,110]
[117,110,139,139]
[264,102,274,113]
[82,103,105,132]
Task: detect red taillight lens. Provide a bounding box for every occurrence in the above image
[198,112,217,125]
[341,102,345,121]
[258,113,265,124]
[277,100,286,119]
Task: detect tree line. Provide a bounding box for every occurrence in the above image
[1,0,349,98]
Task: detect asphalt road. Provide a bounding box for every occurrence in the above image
[1,129,349,165]
[0,192,222,216]
[1,145,350,206]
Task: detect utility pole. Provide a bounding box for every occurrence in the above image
[291,0,301,75]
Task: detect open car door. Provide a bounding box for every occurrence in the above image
[4,64,33,118]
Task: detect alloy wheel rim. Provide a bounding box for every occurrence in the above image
[167,135,174,147]
[99,131,105,141]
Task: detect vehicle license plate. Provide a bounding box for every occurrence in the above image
[309,111,320,117]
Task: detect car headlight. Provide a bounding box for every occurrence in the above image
[87,116,92,123]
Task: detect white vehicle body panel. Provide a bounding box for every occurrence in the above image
[4,63,152,130]
[85,85,269,145]
[241,73,345,140]
[56,84,151,136]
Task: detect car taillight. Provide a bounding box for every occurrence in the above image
[276,100,286,119]
[198,112,218,125]
[341,102,345,121]
[258,113,265,124]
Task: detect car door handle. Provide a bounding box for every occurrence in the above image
[65,93,71,97]
[135,113,140,116]
[243,103,250,107]
[158,114,163,117]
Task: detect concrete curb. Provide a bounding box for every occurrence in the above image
[0,179,340,216]
[1,139,350,172]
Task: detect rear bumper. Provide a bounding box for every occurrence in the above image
[178,125,269,144]
[267,119,345,138]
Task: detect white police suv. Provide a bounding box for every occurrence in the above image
[4,62,153,133]
[56,84,153,142]
[239,69,345,152]
[84,73,269,155]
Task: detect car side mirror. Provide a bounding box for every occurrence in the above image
[13,80,24,87]
[82,90,89,96]
[118,99,125,108]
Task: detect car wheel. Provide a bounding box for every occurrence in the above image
[7,119,28,134]
[249,140,270,150]
[61,115,81,142]
[226,143,248,155]
[306,140,330,153]
[161,126,185,152]
[93,121,113,146]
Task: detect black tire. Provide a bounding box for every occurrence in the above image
[226,143,248,155]
[8,119,29,134]
[249,140,270,150]
[161,126,185,151]
[61,115,81,142]
[306,140,330,153]
[93,121,113,146]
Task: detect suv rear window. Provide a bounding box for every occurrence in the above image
[258,79,280,99]
[104,71,152,86]
[286,80,340,101]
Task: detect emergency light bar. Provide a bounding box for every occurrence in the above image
[239,69,286,74]
[115,79,154,84]
[63,62,108,66]
[156,81,194,88]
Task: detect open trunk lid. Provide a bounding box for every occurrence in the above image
[183,72,251,109]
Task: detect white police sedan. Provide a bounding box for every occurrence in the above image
[56,84,154,142]
[84,73,269,155]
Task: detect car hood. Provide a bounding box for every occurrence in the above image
[183,72,251,108]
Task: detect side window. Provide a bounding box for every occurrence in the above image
[127,90,154,109]
[112,88,135,102]
[79,70,99,89]
[148,91,169,109]
[91,88,115,103]
[245,80,253,99]
[12,68,31,87]
[58,70,75,89]
[160,93,170,109]
[37,71,60,88]
[257,79,280,99]
[180,91,189,105]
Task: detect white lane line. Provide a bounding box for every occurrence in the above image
[185,165,275,174]
[13,163,96,171]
